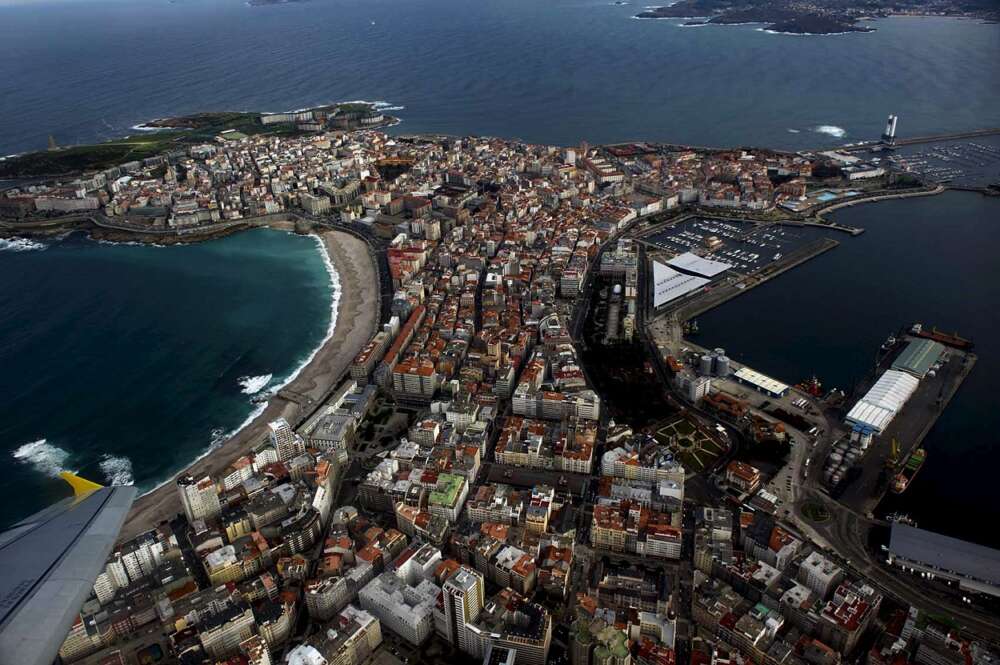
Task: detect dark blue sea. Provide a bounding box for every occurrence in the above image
[0,230,334,527]
[0,0,998,539]
[0,0,999,154]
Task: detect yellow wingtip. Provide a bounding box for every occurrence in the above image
[59,471,104,498]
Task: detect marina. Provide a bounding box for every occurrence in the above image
[888,136,1000,188]
[642,216,827,274]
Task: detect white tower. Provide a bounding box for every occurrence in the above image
[882,114,898,144]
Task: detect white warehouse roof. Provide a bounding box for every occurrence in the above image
[666,251,732,278]
[733,366,789,396]
[845,369,920,433]
[653,261,709,308]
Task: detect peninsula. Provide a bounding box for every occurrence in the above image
[0,102,396,180]
[636,0,999,33]
[4,112,1000,665]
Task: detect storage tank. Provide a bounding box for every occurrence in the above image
[699,354,714,376]
[613,284,622,295]
[828,453,843,464]
[715,355,731,378]
[714,348,726,357]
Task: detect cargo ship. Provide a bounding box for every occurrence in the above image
[911,323,974,351]
[891,448,926,494]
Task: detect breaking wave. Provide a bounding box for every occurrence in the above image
[0,238,46,252]
[238,373,273,395]
[12,439,71,477]
[100,454,135,486]
[812,125,846,138]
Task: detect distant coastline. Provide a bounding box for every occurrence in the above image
[634,0,996,34]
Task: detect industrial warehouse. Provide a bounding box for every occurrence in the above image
[845,338,946,437]
[888,522,1000,598]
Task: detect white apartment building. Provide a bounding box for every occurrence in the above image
[358,572,440,645]
[798,551,845,599]
[178,474,221,523]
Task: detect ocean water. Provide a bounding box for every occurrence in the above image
[0,229,334,527]
[0,0,998,155]
[695,192,1000,547]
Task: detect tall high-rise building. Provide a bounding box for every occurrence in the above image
[438,566,485,652]
[178,474,221,523]
[269,418,302,462]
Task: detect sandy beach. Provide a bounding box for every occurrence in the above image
[117,228,378,541]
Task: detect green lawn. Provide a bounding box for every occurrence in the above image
[0,105,358,178]
[653,417,725,474]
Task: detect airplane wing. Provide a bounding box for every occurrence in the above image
[0,472,136,665]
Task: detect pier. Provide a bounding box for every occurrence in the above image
[830,127,1000,153]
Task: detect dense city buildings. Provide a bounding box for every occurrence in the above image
[12,118,996,665]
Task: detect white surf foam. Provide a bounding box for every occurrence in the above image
[238,373,273,395]
[787,128,801,134]
[279,233,342,388]
[756,27,856,36]
[91,238,168,248]
[812,125,847,138]
[130,123,174,133]
[12,439,71,477]
[100,454,135,486]
[0,237,46,252]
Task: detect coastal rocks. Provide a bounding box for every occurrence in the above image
[294,219,315,235]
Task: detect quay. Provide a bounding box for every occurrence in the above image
[831,127,1000,153]
[673,237,838,322]
[828,333,977,516]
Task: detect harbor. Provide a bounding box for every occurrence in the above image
[635,203,980,528]
[636,213,842,325]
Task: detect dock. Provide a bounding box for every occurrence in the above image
[834,336,977,515]
[665,237,839,323]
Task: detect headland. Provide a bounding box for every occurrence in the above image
[635,0,998,34]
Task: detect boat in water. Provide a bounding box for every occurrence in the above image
[911,323,973,350]
[891,447,926,494]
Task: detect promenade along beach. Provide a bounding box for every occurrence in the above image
[118,229,378,541]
